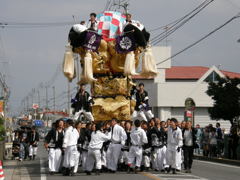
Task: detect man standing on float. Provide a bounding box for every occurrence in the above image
[132,83,154,121]
[87,12,99,31]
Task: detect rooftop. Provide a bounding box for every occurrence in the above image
[133,66,240,80]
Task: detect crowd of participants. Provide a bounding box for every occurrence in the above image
[42,82,199,176]
[44,117,198,176]
[11,126,39,161]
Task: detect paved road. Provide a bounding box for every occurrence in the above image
[15,142,240,180]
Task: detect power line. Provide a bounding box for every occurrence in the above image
[0,21,74,28]
[149,0,212,33]
[151,0,214,45]
[156,13,240,66]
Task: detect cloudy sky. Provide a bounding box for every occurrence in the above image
[0,0,240,115]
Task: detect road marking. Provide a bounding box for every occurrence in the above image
[196,160,240,169]
[140,172,162,180]
[19,165,31,180]
[40,158,47,180]
[141,172,208,180]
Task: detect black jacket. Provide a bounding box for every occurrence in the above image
[71,91,93,112]
[79,128,92,151]
[135,90,150,111]
[27,131,39,145]
[148,127,167,149]
[45,129,64,149]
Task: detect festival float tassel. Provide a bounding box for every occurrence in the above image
[63,43,75,81]
[141,46,158,77]
[124,51,139,76]
[82,51,96,83]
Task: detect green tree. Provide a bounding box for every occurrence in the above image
[0,116,5,141]
[206,76,240,126]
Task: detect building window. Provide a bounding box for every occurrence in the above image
[204,71,220,83]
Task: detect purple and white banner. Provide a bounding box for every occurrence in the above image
[84,32,101,52]
[115,35,136,53]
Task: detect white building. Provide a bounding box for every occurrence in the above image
[134,47,240,132]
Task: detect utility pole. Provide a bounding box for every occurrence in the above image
[31,89,35,106]
[26,96,29,112]
[45,86,48,110]
[22,99,25,112]
[37,90,40,109]
[52,86,56,112]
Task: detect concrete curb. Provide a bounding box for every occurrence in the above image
[194,155,240,166]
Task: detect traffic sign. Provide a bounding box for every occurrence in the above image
[34,120,43,127]
[32,104,39,109]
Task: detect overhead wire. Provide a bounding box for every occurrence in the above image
[156,13,240,66]
[150,0,213,41]
[0,21,74,28]
[149,0,211,33]
[150,0,214,45]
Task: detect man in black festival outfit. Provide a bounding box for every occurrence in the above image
[72,84,94,122]
[132,83,154,121]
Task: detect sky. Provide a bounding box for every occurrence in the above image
[0,0,240,115]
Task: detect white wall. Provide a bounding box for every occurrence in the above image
[156,82,213,107]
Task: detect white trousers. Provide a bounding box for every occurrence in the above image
[101,150,107,167]
[48,148,62,172]
[142,155,151,168]
[74,110,94,122]
[176,149,182,170]
[29,145,37,156]
[166,146,179,169]
[86,149,102,171]
[74,151,81,173]
[63,145,78,168]
[128,146,143,168]
[121,151,129,165]
[107,143,122,171]
[132,110,154,121]
[81,151,88,171]
[151,146,167,170]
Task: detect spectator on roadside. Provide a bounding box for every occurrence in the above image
[182,121,197,173]
[228,125,239,159]
[180,121,186,130]
[19,136,26,161]
[195,124,202,154]
[202,126,210,157]
[216,123,223,157]
[28,126,39,160]
[209,128,217,158]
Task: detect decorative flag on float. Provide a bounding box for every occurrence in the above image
[97,11,126,41]
[116,35,136,53]
[83,32,101,52]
